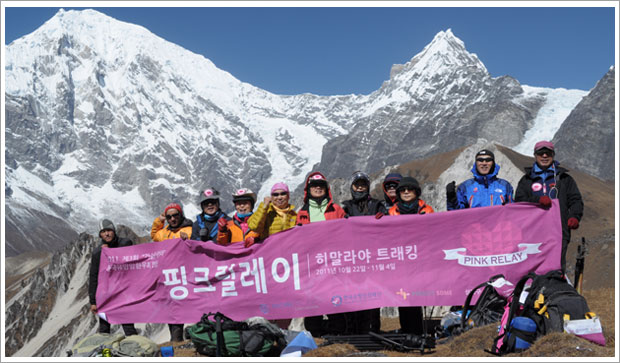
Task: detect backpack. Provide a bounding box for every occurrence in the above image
[69,333,125,357]
[489,269,598,355]
[186,312,287,357]
[110,334,159,357]
[459,274,509,334]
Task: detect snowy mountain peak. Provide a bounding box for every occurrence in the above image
[404,28,487,76]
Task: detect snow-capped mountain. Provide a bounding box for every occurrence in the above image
[313,30,587,178]
[5,9,591,257]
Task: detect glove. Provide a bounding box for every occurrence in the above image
[217,218,228,232]
[244,236,256,248]
[539,195,552,208]
[375,212,384,219]
[567,217,579,229]
[446,181,457,204]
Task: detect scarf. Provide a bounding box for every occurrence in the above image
[397,200,419,215]
[272,204,292,218]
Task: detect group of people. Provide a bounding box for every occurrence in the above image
[89,140,584,341]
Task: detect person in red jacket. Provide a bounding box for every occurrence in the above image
[385,176,433,335]
[295,171,345,224]
[295,171,346,337]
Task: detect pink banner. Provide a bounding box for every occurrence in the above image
[97,201,562,324]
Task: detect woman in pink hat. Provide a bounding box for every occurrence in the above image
[247,182,297,246]
[247,182,298,329]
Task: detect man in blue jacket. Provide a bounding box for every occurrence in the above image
[446,149,514,210]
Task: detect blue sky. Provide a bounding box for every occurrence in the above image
[3,5,617,95]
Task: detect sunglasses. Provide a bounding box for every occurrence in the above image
[535,150,553,157]
[385,183,398,190]
[476,158,493,163]
[399,187,415,192]
[165,213,180,220]
[271,192,288,197]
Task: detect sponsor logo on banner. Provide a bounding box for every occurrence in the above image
[443,243,542,267]
[331,296,343,306]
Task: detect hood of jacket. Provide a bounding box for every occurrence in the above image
[303,171,335,205]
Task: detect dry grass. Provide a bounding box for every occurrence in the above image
[161,287,614,358]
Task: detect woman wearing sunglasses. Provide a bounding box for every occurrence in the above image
[247,182,297,246]
[247,182,298,329]
[386,176,434,335]
[151,202,194,242]
[341,171,387,334]
[149,202,194,342]
[216,188,260,247]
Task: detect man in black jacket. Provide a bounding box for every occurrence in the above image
[515,141,584,272]
[89,219,137,335]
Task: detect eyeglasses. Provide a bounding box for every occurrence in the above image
[385,183,398,190]
[271,192,288,197]
[399,187,415,192]
[476,158,493,163]
[165,213,180,220]
[535,150,553,157]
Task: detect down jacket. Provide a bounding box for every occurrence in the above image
[217,214,260,245]
[247,202,297,240]
[151,217,193,242]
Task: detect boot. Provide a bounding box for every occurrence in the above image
[169,324,184,342]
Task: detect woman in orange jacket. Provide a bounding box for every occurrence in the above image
[216,188,260,246]
[151,203,193,242]
[387,176,433,335]
[149,202,193,342]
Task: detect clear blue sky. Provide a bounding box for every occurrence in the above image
[3,5,616,95]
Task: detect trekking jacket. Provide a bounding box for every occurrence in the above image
[295,171,345,225]
[151,217,193,242]
[342,197,386,217]
[388,199,434,215]
[89,236,133,305]
[217,213,260,245]
[448,162,514,210]
[514,162,583,242]
[247,202,297,240]
[191,210,230,242]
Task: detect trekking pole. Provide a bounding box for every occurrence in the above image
[574,237,587,294]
